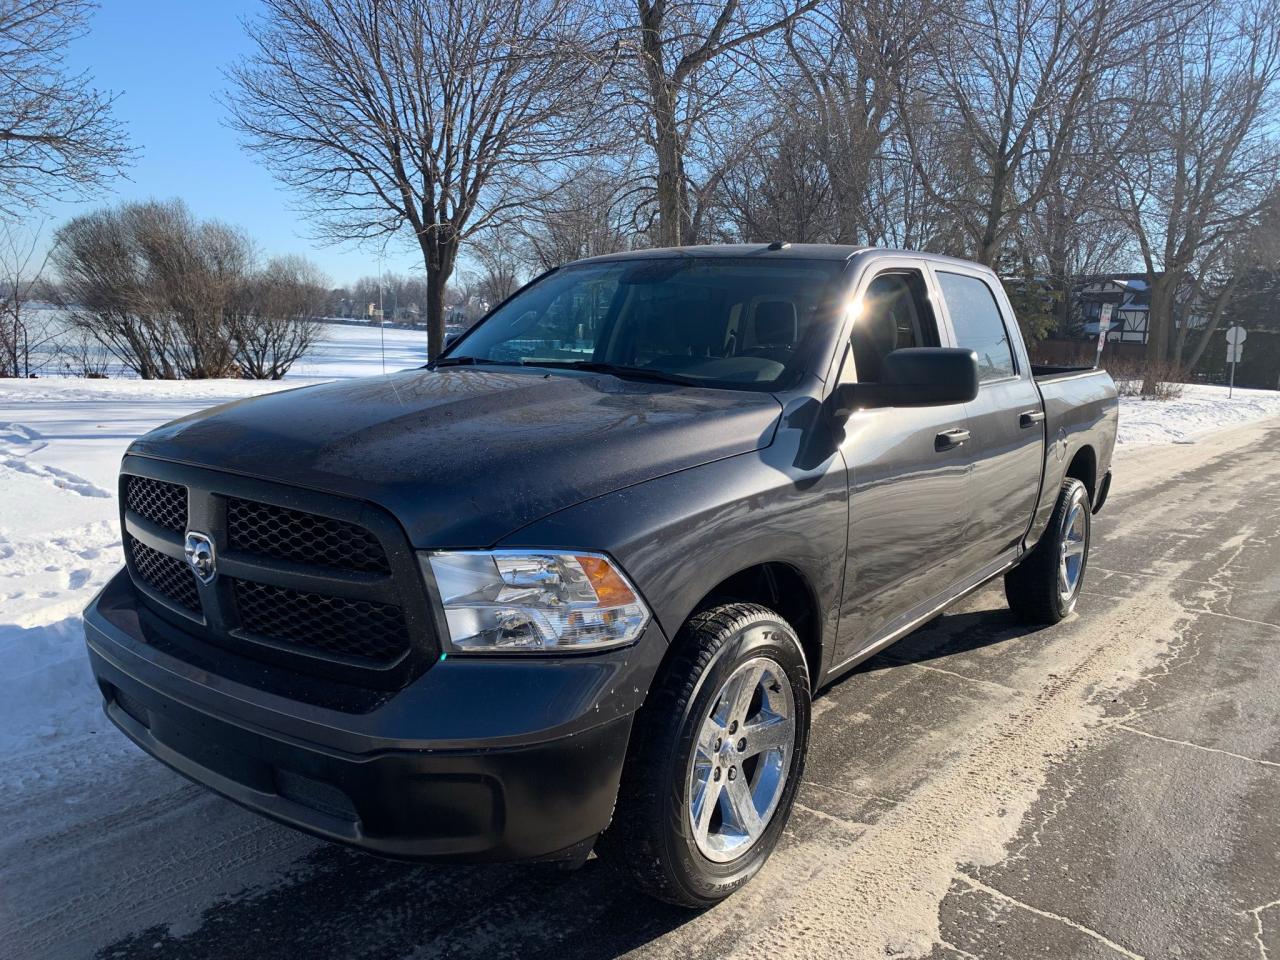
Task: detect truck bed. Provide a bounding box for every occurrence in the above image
[1024,365,1119,549]
[1031,363,1100,382]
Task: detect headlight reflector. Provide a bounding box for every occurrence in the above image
[423,551,650,653]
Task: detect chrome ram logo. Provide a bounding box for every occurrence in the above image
[183,532,217,584]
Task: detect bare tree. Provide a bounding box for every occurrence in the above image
[716,114,837,241]
[52,199,252,379]
[0,219,54,376]
[1109,0,1280,389]
[1020,113,1134,335]
[52,203,173,379]
[0,0,129,213]
[603,0,819,247]
[521,165,640,268]
[228,0,606,358]
[230,255,327,379]
[469,231,525,306]
[901,0,1182,267]
[1182,186,1280,372]
[780,0,935,245]
[134,203,249,378]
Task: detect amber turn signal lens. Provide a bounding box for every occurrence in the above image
[575,555,639,606]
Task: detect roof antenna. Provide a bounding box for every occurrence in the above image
[767,240,791,250]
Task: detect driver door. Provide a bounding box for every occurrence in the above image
[832,262,975,665]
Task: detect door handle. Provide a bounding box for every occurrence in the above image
[1019,410,1046,428]
[935,428,971,451]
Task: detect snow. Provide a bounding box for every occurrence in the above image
[1115,383,1280,446]
[0,328,1277,810]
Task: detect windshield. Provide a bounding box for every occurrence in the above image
[444,257,846,389]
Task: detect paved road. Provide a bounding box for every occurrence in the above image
[5,419,1280,960]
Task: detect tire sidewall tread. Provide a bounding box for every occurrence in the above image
[1006,478,1091,625]
[599,602,811,908]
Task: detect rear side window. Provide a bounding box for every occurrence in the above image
[937,272,1016,382]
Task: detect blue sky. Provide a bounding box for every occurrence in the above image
[41,0,424,285]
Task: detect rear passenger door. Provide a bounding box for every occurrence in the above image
[931,267,1043,573]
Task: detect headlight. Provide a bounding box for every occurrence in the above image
[422,551,650,653]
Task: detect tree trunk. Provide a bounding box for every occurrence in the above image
[1184,278,1240,373]
[975,161,1009,267]
[1142,276,1176,394]
[652,82,686,247]
[1047,246,1071,337]
[421,233,460,360]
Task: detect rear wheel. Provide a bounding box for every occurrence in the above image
[1005,477,1091,624]
[599,603,811,907]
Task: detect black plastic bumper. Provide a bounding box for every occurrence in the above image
[84,570,656,862]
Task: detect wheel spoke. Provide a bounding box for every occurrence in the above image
[696,718,721,763]
[1059,560,1070,595]
[725,660,764,726]
[741,715,792,758]
[1064,539,1086,558]
[724,775,765,839]
[691,774,723,845]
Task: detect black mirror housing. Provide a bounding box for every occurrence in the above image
[833,347,979,416]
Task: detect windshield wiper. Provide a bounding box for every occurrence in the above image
[530,360,702,386]
[430,356,519,368]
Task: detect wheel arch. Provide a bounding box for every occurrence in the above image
[1065,444,1098,503]
[682,561,824,690]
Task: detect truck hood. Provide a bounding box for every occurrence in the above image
[128,367,783,546]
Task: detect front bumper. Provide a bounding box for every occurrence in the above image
[85,570,661,862]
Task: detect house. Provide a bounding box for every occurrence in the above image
[1076,273,1204,344]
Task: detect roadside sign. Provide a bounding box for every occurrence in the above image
[1225,327,1246,398]
[1095,304,1114,367]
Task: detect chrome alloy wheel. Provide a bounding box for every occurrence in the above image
[686,656,796,863]
[1058,500,1088,603]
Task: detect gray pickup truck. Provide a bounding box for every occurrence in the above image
[84,244,1117,907]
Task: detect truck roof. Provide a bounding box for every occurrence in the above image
[576,243,871,264]
[573,243,996,273]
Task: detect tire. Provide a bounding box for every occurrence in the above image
[598,603,812,907]
[1005,477,1091,624]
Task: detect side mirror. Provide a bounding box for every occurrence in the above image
[833,347,979,417]
[445,332,459,348]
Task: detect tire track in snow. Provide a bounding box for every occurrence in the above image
[0,420,111,498]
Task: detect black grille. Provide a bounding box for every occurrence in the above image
[227,499,390,574]
[127,535,201,613]
[233,579,409,664]
[119,463,434,690]
[126,476,187,533]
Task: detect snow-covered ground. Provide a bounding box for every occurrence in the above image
[1,331,1278,808]
[1115,382,1280,445]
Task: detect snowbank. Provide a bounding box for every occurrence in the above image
[1,325,1278,785]
[1116,383,1280,446]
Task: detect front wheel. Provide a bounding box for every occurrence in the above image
[1005,477,1091,624]
[598,603,811,907]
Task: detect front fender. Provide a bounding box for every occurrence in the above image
[499,410,848,683]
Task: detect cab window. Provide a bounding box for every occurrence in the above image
[936,271,1016,382]
[842,270,940,383]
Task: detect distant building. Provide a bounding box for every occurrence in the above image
[1076,273,1204,344]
